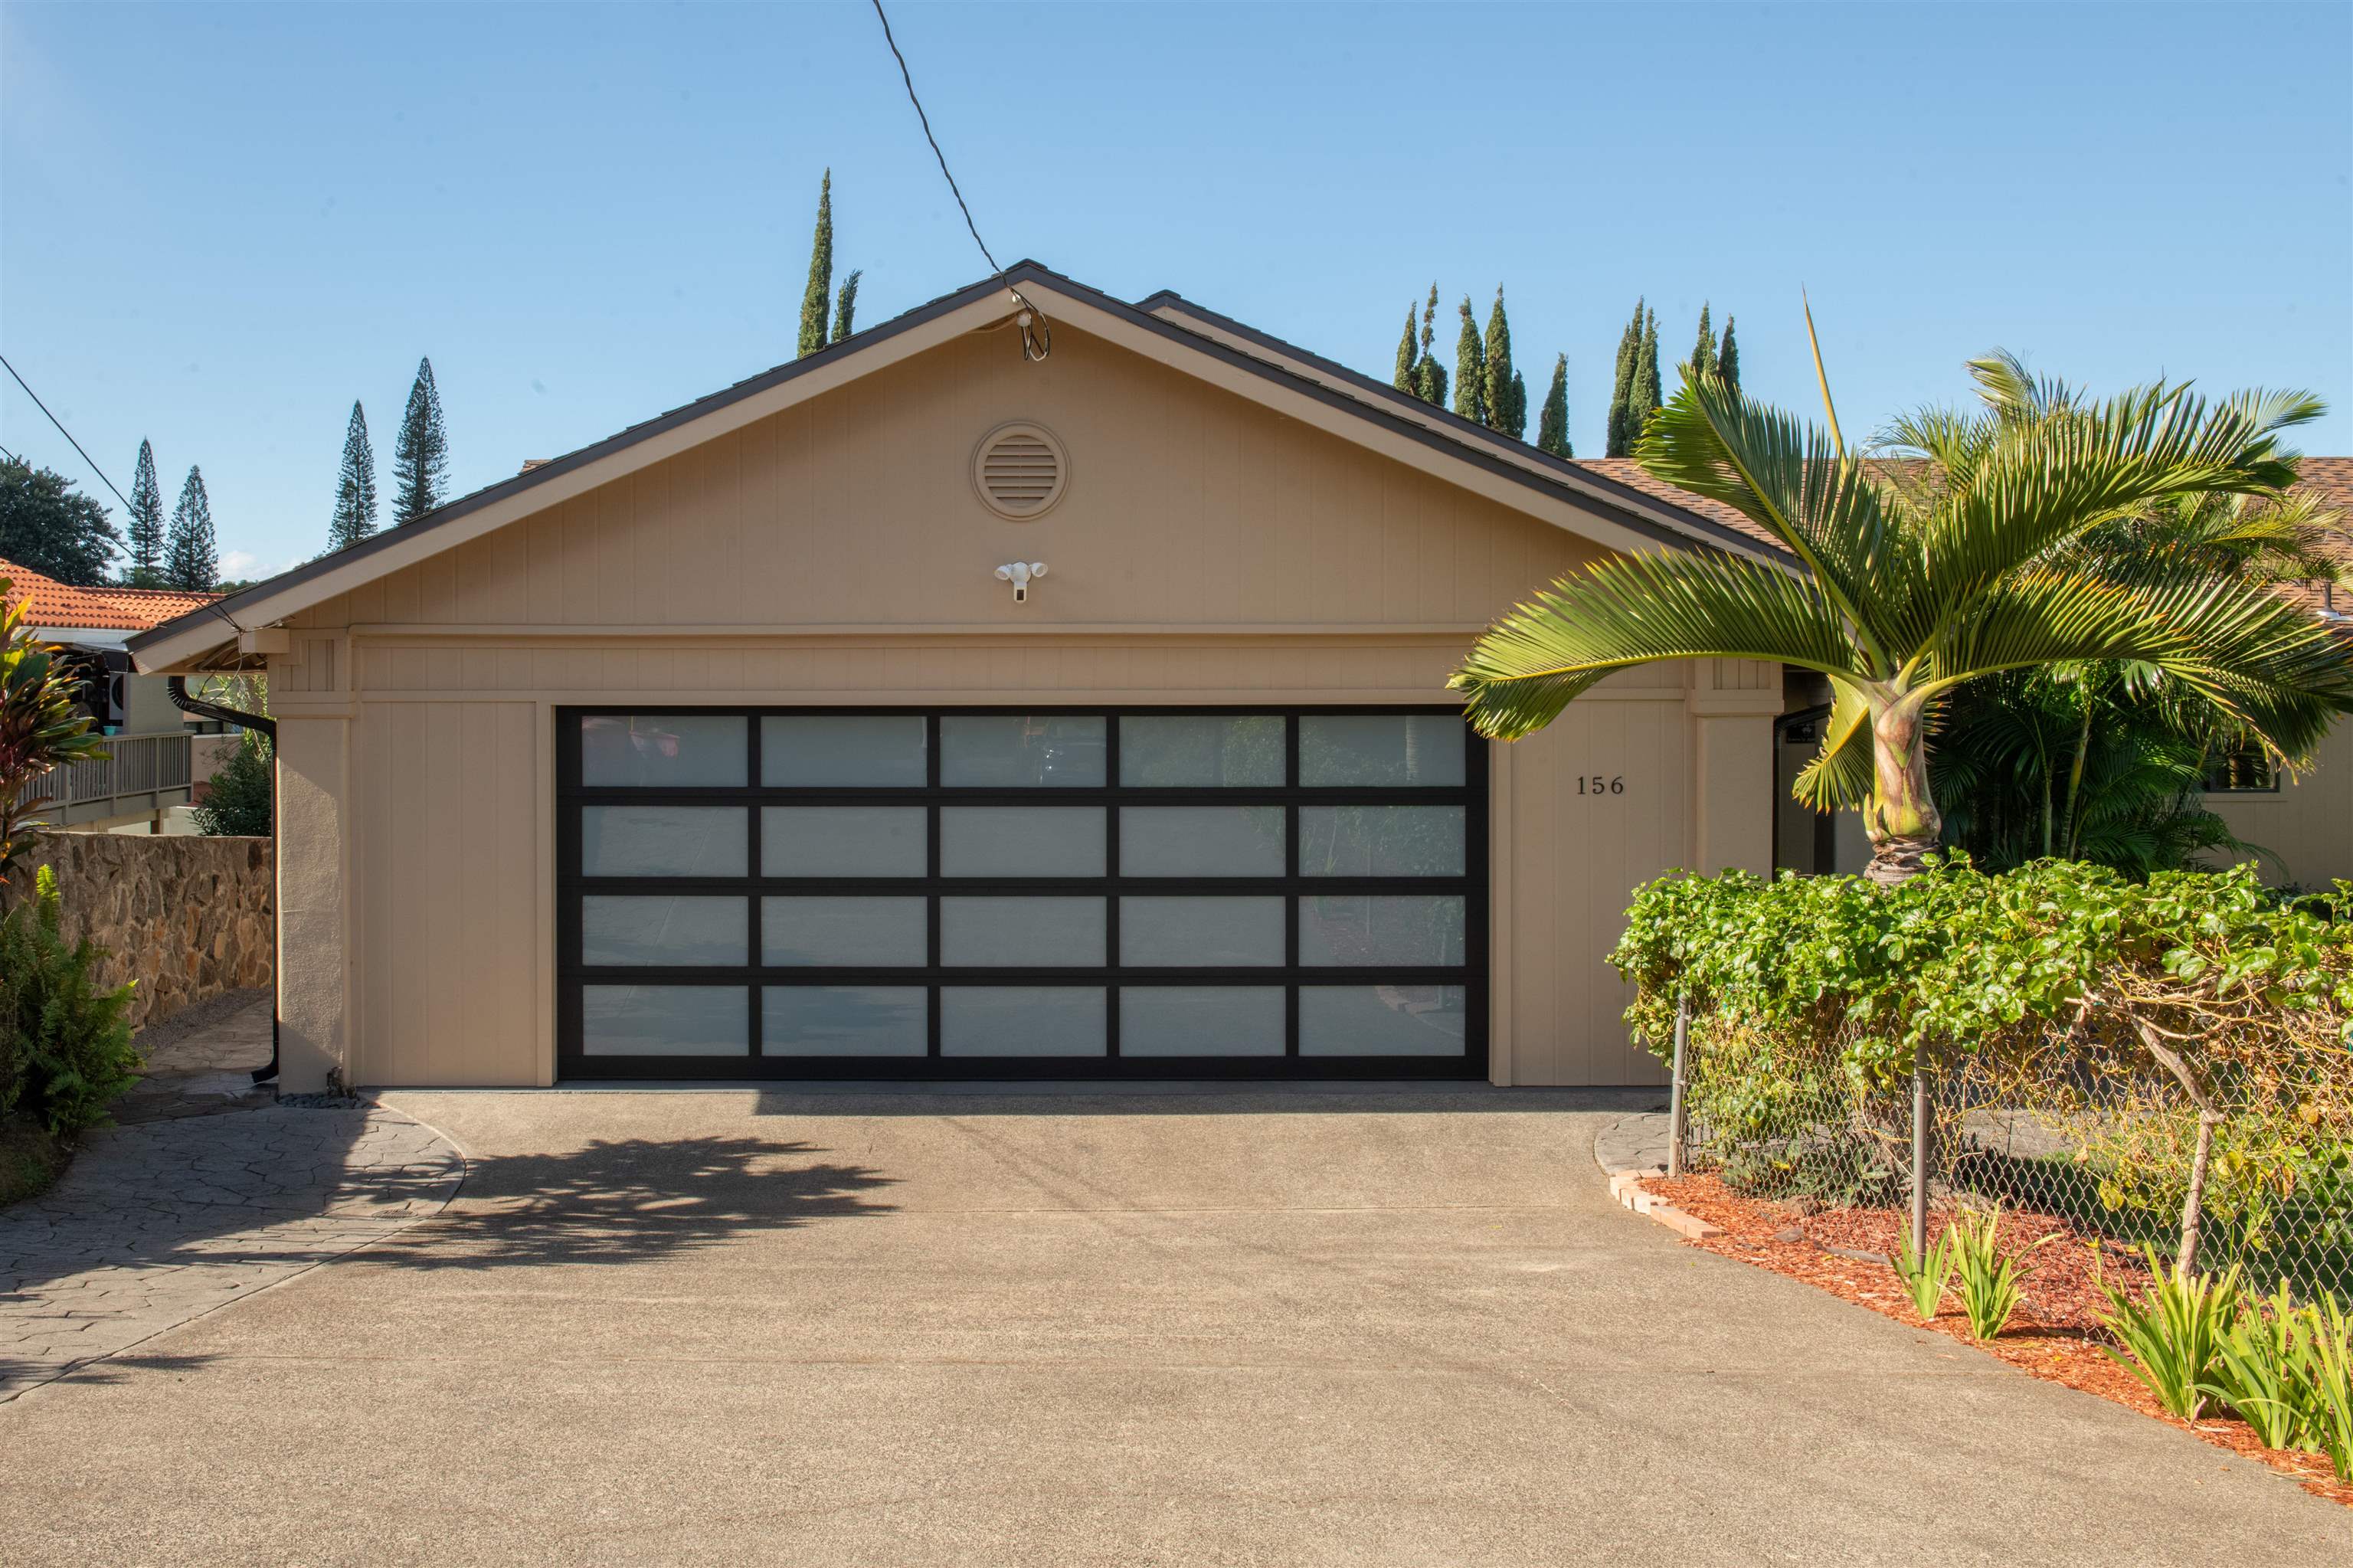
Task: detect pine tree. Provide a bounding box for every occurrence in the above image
[1717,316,1740,394]
[327,401,378,553]
[125,439,165,586]
[391,358,450,526]
[830,269,862,345]
[1392,303,1419,393]
[1690,303,1717,383]
[1481,286,1521,437]
[1451,298,1486,424]
[1631,306,1662,444]
[798,169,834,357]
[1605,299,1643,457]
[165,466,216,591]
[1536,354,1571,457]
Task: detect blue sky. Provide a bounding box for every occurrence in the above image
[5,1,2348,580]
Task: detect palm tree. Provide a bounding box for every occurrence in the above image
[1449,355,2353,885]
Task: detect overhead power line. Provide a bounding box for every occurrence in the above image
[868,0,1049,362]
[0,351,136,512]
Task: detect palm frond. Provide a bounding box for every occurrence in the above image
[1450,551,1858,739]
[1635,376,1922,664]
[1792,680,1875,811]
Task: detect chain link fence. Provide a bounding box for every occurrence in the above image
[1668,1002,2353,1304]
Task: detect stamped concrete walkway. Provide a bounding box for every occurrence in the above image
[1,1082,2341,1566]
[0,996,463,1399]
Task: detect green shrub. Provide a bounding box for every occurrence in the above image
[2305,1295,2353,1480]
[2098,1248,2243,1419]
[0,866,140,1134]
[191,732,272,836]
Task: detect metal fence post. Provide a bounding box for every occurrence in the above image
[1667,990,1690,1179]
[1910,1061,1930,1260]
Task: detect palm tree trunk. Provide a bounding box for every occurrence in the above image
[2060,696,2093,859]
[1865,701,1942,886]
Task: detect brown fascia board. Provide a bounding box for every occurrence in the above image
[133,262,1764,666]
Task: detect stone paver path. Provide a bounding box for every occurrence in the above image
[1,1003,463,1400]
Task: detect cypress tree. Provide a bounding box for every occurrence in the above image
[1413,284,1446,408]
[830,269,862,344]
[1392,303,1419,393]
[1717,316,1741,394]
[392,358,450,526]
[327,401,378,553]
[1605,299,1642,457]
[165,466,217,590]
[1630,306,1662,445]
[1451,298,1486,424]
[125,439,165,586]
[1690,303,1717,381]
[1536,355,1570,457]
[798,169,834,357]
[1481,286,1520,437]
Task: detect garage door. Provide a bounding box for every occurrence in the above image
[557,708,1486,1079]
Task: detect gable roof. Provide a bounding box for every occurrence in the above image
[127,263,1772,673]
[1,558,221,634]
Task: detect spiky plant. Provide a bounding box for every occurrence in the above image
[1450,345,2353,885]
[0,580,107,880]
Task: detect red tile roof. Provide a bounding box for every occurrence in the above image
[0,558,222,633]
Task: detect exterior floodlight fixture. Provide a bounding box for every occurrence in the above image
[995,561,1048,604]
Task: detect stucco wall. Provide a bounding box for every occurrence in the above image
[258,322,1775,1090]
[2207,719,2353,888]
[8,831,273,1031]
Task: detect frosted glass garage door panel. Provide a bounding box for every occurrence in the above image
[1298,985,1468,1056]
[1120,987,1285,1056]
[581,715,747,787]
[1297,715,1465,787]
[1297,895,1465,967]
[941,808,1107,877]
[761,807,927,877]
[761,715,927,787]
[940,988,1106,1056]
[581,986,750,1056]
[761,987,927,1056]
[1297,806,1465,877]
[1119,715,1284,786]
[1119,898,1284,966]
[940,715,1106,787]
[1120,807,1284,877]
[761,899,927,967]
[581,807,748,877]
[581,897,748,965]
[940,898,1106,967]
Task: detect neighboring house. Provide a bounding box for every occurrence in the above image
[2,558,221,831]
[123,265,2353,1091]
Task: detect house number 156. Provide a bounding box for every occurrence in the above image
[1578,775,1625,796]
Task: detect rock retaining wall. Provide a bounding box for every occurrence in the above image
[8,833,273,1031]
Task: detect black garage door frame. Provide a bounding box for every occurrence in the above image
[555,705,1487,1081]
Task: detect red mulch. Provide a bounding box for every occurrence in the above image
[1639,1172,2353,1508]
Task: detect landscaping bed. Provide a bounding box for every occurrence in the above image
[0,1115,69,1207]
[1638,1171,2353,1508]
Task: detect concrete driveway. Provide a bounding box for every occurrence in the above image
[2,1085,2341,1565]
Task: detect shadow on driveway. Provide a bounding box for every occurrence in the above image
[355,1135,897,1271]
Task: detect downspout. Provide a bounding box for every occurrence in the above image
[168,676,280,1085]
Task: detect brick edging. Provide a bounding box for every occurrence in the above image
[1604,1167,1725,1242]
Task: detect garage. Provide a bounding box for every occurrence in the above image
[127,263,1785,1091]
[560,706,1486,1078]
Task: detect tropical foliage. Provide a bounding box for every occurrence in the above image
[1451,349,2353,884]
[0,578,108,879]
[0,865,140,1138]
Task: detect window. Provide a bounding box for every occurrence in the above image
[558,709,1485,1079]
[2204,745,2277,794]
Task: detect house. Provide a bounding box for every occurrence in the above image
[2,558,223,831]
[123,266,2353,1090]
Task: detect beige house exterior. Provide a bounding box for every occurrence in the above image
[128,266,2351,1092]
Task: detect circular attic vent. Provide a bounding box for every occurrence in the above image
[972,422,1069,520]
